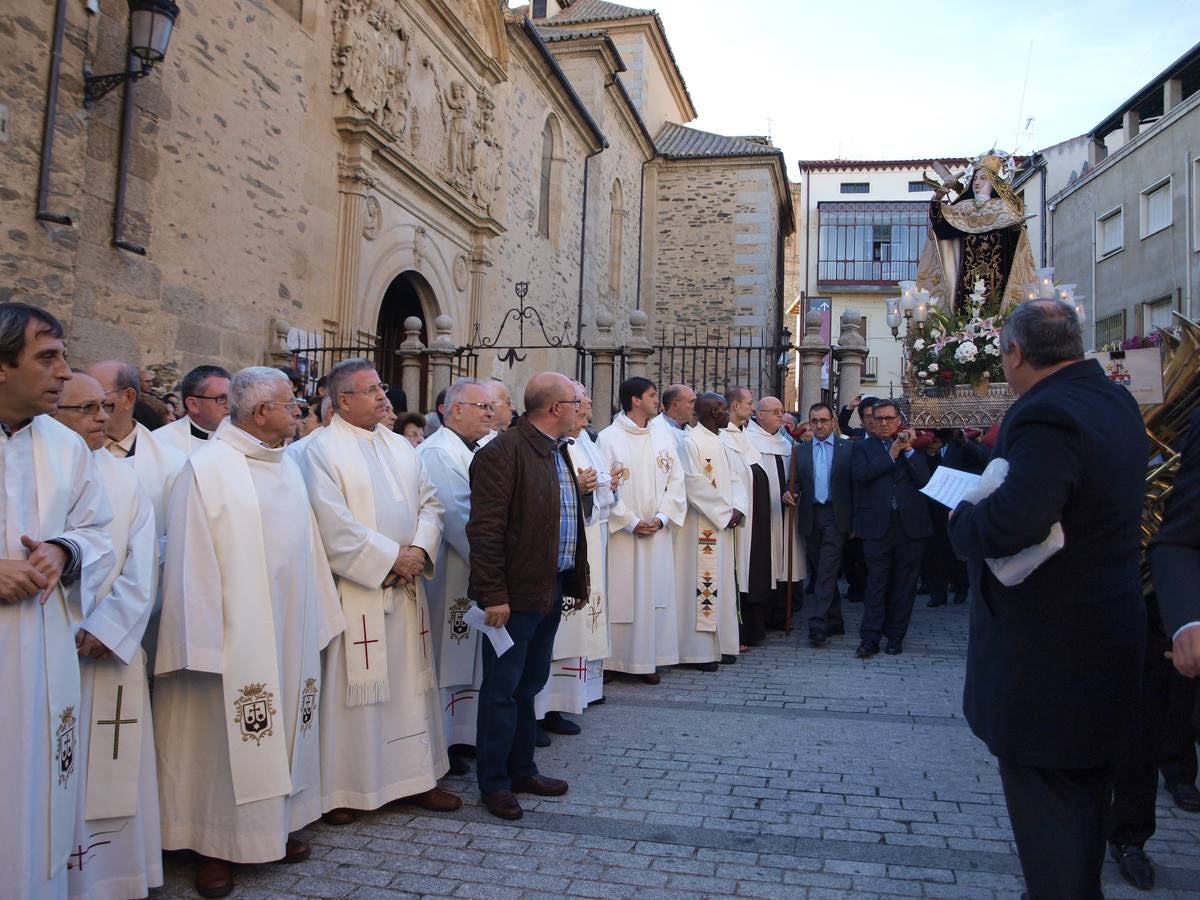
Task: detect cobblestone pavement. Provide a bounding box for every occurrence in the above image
[152,595,1200,899]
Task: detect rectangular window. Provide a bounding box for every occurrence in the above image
[863,355,879,383]
[1140,179,1172,238]
[1097,208,1123,258]
[532,0,548,17]
[908,181,932,192]
[839,182,869,194]
[1142,296,1175,333]
[1095,310,1126,348]
[817,201,929,286]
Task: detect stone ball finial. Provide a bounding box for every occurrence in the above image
[841,308,862,326]
[804,309,823,332]
[629,309,648,328]
[434,314,453,332]
[404,315,424,333]
[595,310,615,331]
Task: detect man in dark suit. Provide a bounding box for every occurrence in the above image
[851,399,932,658]
[949,299,1147,900]
[786,402,853,646]
[923,429,989,607]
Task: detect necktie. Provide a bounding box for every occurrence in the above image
[814,440,828,504]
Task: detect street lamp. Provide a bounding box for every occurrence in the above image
[84,0,180,108]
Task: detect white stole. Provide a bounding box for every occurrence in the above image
[564,434,611,659]
[30,417,83,878]
[189,428,294,805]
[322,416,435,705]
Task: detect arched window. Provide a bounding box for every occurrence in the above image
[537,116,562,242]
[608,178,625,302]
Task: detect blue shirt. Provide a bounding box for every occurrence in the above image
[534,424,578,572]
[812,435,834,504]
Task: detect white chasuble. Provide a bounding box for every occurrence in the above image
[596,413,686,674]
[535,430,615,718]
[301,415,449,812]
[676,427,741,662]
[416,425,483,748]
[154,423,341,864]
[0,416,113,898]
[747,421,807,585]
[720,423,760,590]
[150,414,215,458]
[68,451,162,900]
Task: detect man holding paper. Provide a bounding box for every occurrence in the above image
[949,299,1146,900]
[467,372,591,821]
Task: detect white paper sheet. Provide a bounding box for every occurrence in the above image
[919,465,983,509]
[464,603,514,657]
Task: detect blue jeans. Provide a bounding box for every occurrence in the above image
[475,579,564,794]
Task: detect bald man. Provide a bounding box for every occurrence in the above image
[467,371,592,820]
[650,383,694,459]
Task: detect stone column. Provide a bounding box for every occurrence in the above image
[398,316,425,410]
[833,309,868,413]
[334,154,373,334]
[427,314,457,401]
[625,309,653,379]
[797,309,830,418]
[467,246,493,340]
[588,311,618,429]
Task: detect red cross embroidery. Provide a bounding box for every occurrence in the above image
[352,614,379,669]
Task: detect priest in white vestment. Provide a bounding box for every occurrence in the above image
[52,374,163,900]
[650,383,695,457]
[747,396,807,629]
[676,393,745,669]
[535,382,614,733]
[152,365,230,457]
[88,360,186,670]
[154,368,343,898]
[416,378,494,773]
[0,305,113,900]
[597,377,686,682]
[300,358,457,824]
[721,386,771,647]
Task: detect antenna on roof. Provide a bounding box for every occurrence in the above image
[766,117,773,139]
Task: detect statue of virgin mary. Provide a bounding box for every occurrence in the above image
[916,152,1037,317]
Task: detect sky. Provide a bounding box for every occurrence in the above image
[516,0,1200,178]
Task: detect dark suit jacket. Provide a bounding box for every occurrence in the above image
[789,437,854,535]
[1150,409,1200,637]
[926,441,990,533]
[851,437,933,541]
[837,405,867,440]
[949,359,1147,769]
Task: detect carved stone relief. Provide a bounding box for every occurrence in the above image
[363,195,382,239]
[452,254,469,292]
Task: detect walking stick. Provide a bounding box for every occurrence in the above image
[784,504,795,636]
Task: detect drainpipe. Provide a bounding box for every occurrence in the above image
[635,156,649,310]
[36,0,73,225]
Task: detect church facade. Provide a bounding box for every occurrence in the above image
[1,0,793,413]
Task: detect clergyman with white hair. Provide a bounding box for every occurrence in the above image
[153,366,344,898]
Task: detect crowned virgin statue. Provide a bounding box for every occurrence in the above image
[917,151,1037,317]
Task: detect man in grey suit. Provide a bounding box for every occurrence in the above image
[785,403,853,646]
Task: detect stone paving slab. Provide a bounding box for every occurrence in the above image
[151,597,1200,898]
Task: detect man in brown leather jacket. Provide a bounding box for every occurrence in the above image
[467,371,594,820]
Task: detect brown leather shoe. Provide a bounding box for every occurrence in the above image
[481,789,523,820]
[404,786,463,812]
[321,807,358,826]
[641,672,661,685]
[512,774,569,796]
[278,837,311,864]
[195,856,234,899]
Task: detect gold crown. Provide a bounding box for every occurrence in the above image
[977,154,1004,176]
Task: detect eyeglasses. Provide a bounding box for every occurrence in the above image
[456,401,495,412]
[193,394,229,406]
[555,398,583,406]
[58,401,116,416]
[260,399,303,411]
[339,382,389,396]
[874,414,901,423]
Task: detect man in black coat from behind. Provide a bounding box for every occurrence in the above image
[949,299,1147,900]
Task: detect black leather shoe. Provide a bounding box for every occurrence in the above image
[1168,782,1200,812]
[719,654,737,664]
[691,661,719,672]
[855,641,879,659]
[1110,843,1155,890]
[827,626,846,637]
[926,596,947,608]
[809,634,829,648]
[885,641,903,656]
[535,727,551,748]
[481,790,523,820]
[541,712,581,735]
[952,592,967,605]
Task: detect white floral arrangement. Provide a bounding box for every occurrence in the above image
[910,282,1006,389]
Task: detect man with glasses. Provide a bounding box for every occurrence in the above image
[153,365,231,457]
[786,403,854,647]
[415,379,495,775]
[155,367,341,898]
[52,371,163,900]
[299,358,457,825]
[477,379,515,446]
[467,372,591,820]
[850,400,932,658]
[747,396,806,632]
